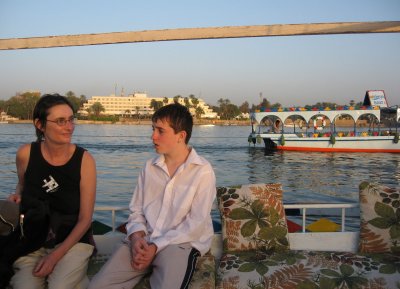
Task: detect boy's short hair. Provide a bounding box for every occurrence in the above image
[152,103,193,144]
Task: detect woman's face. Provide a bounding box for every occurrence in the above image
[39,104,75,144]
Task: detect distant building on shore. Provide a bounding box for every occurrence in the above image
[0,111,19,123]
[79,92,217,118]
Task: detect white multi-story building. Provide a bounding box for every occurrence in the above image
[80,92,217,118]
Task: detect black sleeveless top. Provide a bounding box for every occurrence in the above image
[21,142,91,246]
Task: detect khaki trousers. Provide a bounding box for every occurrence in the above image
[10,242,94,289]
[88,242,200,289]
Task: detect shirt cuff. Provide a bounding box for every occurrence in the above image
[126,223,147,239]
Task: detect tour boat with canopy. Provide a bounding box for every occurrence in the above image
[249,90,400,153]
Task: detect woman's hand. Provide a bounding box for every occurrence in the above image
[7,193,21,204]
[32,253,58,277]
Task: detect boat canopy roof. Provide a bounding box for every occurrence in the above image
[251,108,381,124]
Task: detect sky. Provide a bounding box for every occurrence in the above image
[0,0,399,107]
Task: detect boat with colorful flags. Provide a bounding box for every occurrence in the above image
[249,90,400,153]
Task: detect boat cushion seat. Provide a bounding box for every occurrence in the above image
[216,183,290,253]
[217,250,400,289]
[359,181,400,254]
[216,182,400,289]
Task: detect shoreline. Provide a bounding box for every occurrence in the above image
[6,119,252,126]
[4,118,361,127]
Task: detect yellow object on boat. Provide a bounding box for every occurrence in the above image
[306,218,340,232]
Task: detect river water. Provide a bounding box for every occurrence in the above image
[1,123,399,228]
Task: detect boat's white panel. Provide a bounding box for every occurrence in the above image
[288,232,359,252]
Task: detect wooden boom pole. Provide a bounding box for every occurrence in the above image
[0,21,399,50]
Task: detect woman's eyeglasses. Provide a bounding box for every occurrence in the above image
[46,116,75,126]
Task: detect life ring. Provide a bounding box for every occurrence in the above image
[313,116,326,131]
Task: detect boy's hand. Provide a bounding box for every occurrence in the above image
[130,239,157,271]
[138,243,157,267]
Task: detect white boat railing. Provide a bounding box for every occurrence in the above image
[94,203,359,234]
[94,206,129,232]
[283,203,359,233]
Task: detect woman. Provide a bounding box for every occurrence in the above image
[7,94,96,289]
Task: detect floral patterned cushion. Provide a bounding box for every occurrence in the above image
[359,181,400,254]
[217,250,400,289]
[217,183,289,253]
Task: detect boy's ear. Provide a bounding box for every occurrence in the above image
[178,130,187,143]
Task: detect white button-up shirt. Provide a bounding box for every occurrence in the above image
[126,148,216,255]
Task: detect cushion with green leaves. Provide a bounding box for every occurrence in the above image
[216,250,400,289]
[359,181,400,254]
[217,183,289,253]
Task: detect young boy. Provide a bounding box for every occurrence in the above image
[89,103,216,289]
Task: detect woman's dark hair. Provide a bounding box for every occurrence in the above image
[33,94,75,142]
[152,103,193,144]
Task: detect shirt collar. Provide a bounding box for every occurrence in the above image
[152,147,205,167]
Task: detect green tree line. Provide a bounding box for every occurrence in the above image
[0,91,362,121]
[0,91,87,120]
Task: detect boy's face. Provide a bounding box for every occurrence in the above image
[151,118,184,154]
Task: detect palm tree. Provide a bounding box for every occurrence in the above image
[173,95,181,104]
[64,91,81,113]
[217,98,231,120]
[260,98,271,109]
[195,106,204,119]
[190,95,199,108]
[79,95,87,107]
[184,97,191,108]
[65,91,76,98]
[90,102,105,117]
[150,99,163,112]
[239,101,249,114]
[135,106,140,123]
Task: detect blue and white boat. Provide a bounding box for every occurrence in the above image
[249,91,400,153]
